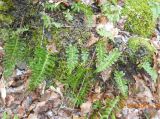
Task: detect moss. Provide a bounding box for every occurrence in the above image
[0,0,13,11]
[122,0,155,37]
[0,14,13,24]
[128,37,156,62]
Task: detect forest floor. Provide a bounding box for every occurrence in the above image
[0,0,160,119]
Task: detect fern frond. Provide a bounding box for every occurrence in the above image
[72,2,93,16]
[67,66,92,106]
[75,72,91,106]
[68,66,86,90]
[114,71,128,97]
[81,49,89,64]
[29,47,55,90]
[141,62,158,83]
[3,28,28,78]
[96,41,107,64]
[101,96,119,119]
[66,44,79,74]
[96,48,121,72]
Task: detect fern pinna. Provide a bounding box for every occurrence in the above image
[114,71,128,97]
[96,43,121,72]
[29,47,55,90]
[101,96,119,119]
[141,62,158,83]
[3,28,28,78]
[66,44,79,74]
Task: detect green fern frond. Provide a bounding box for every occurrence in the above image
[67,66,92,106]
[68,66,86,90]
[72,2,93,16]
[114,71,128,97]
[75,72,91,106]
[29,47,55,90]
[141,62,158,83]
[96,41,107,64]
[96,48,121,72]
[101,96,119,119]
[3,28,28,78]
[66,44,79,74]
[81,49,89,64]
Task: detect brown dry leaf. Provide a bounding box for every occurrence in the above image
[6,95,15,107]
[17,106,25,118]
[80,101,92,115]
[0,78,6,105]
[133,75,154,104]
[86,33,99,48]
[34,101,46,114]
[46,42,58,53]
[100,67,112,82]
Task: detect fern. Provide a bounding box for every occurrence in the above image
[72,2,93,16]
[74,69,91,106]
[96,41,107,64]
[44,1,60,11]
[96,48,121,72]
[101,96,119,119]
[71,2,93,25]
[141,62,158,83]
[68,66,86,91]
[3,28,28,78]
[67,66,92,106]
[66,44,79,74]
[114,71,128,97]
[29,47,55,90]
[101,1,121,23]
[81,49,89,64]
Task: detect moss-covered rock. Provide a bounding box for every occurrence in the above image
[127,37,156,62]
[122,0,156,37]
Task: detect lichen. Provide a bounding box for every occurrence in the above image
[122,0,155,37]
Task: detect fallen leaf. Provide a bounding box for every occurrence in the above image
[100,67,112,82]
[46,42,58,53]
[80,101,92,115]
[133,75,154,104]
[86,33,99,47]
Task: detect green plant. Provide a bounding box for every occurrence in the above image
[101,1,121,23]
[29,47,56,90]
[127,37,155,62]
[96,41,107,65]
[96,42,121,72]
[63,9,73,21]
[140,62,158,83]
[81,49,89,64]
[66,44,79,74]
[2,112,9,119]
[44,1,61,11]
[0,0,14,24]
[122,0,155,37]
[71,2,93,25]
[3,28,28,78]
[101,96,119,119]
[67,66,92,106]
[149,1,160,20]
[114,71,128,97]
